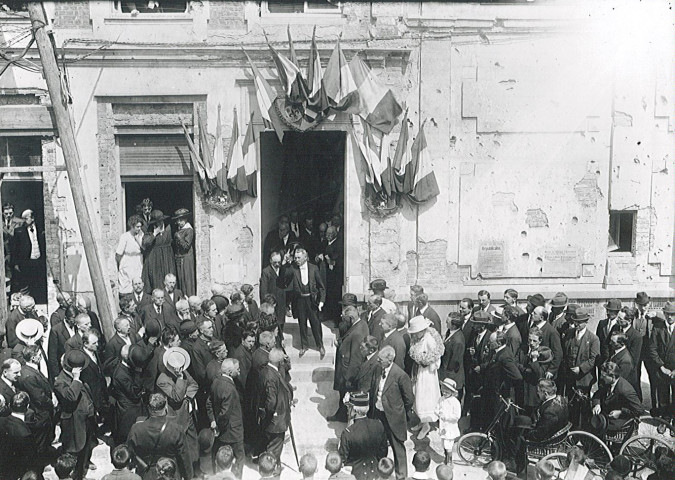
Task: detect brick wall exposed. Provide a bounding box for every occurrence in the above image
[53,1,90,29]
[209,0,245,30]
[41,138,60,305]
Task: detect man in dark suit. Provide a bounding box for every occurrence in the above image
[53,349,97,480]
[230,331,255,397]
[263,215,299,264]
[609,332,639,394]
[6,295,38,349]
[412,293,441,334]
[440,313,465,400]
[48,308,78,381]
[473,290,496,317]
[109,344,145,446]
[466,312,492,420]
[407,285,425,324]
[478,331,522,423]
[131,277,152,310]
[522,306,564,381]
[514,293,546,345]
[17,345,55,463]
[597,298,622,363]
[118,294,142,336]
[103,316,141,375]
[50,291,73,327]
[207,358,245,478]
[191,318,215,430]
[369,346,414,480]
[0,358,21,414]
[380,314,406,371]
[592,361,644,434]
[260,251,287,339]
[127,393,193,480]
[319,225,344,324]
[497,307,522,357]
[9,209,46,303]
[363,295,386,343]
[647,301,675,407]
[277,247,325,357]
[615,307,643,396]
[395,314,414,376]
[298,214,320,262]
[329,306,368,423]
[162,273,183,313]
[526,379,570,443]
[0,391,41,479]
[139,289,180,332]
[354,336,380,392]
[75,296,107,353]
[79,330,109,431]
[259,348,293,470]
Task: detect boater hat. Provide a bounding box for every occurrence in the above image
[440,378,458,394]
[163,346,191,371]
[408,315,431,334]
[15,318,44,344]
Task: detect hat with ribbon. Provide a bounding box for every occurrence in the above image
[550,292,569,308]
[440,378,458,394]
[163,346,191,371]
[148,210,170,227]
[571,307,591,323]
[663,301,675,315]
[339,293,359,306]
[63,349,90,371]
[15,318,44,345]
[527,294,546,308]
[604,298,622,312]
[172,208,191,220]
[369,279,389,291]
[635,292,650,306]
[346,391,370,407]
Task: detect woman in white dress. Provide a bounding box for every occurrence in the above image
[115,215,144,295]
[408,315,445,439]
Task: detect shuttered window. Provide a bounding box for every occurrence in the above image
[118,135,193,177]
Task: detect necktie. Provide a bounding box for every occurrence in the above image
[29,226,34,233]
[381,370,386,380]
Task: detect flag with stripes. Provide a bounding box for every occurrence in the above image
[392,109,412,195]
[408,120,440,204]
[350,54,402,134]
[306,26,329,115]
[323,36,359,113]
[268,39,309,105]
[241,113,257,198]
[243,48,285,143]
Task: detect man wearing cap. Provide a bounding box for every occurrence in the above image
[598,299,623,363]
[439,313,465,400]
[156,346,200,464]
[338,391,388,480]
[380,314,406,371]
[413,293,441,334]
[53,349,97,480]
[208,358,244,479]
[562,308,600,426]
[127,393,193,480]
[329,306,369,423]
[647,301,675,407]
[368,279,396,315]
[109,344,145,446]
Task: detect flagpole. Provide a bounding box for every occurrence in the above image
[415,32,423,284]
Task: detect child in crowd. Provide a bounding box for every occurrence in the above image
[376,458,394,480]
[435,378,461,465]
[299,454,318,480]
[102,445,142,480]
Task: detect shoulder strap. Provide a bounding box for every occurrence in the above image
[152,418,169,451]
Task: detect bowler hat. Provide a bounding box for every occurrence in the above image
[347,391,370,407]
[145,319,162,338]
[550,292,568,308]
[179,321,197,336]
[225,303,246,321]
[369,279,389,291]
[663,301,675,315]
[590,414,607,435]
[15,318,44,344]
[566,303,581,319]
[172,208,191,220]
[128,344,151,370]
[440,378,458,394]
[472,310,492,324]
[534,347,553,365]
[408,315,431,334]
[609,456,632,476]
[572,308,590,323]
[163,346,191,371]
[148,210,170,227]
[490,310,505,327]
[527,294,546,307]
[198,428,215,453]
[339,293,359,306]
[635,292,650,306]
[63,349,90,371]
[605,298,622,311]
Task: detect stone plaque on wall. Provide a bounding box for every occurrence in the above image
[542,248,580,277]
[477,242,505,277]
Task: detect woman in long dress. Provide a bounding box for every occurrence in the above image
[408,315,445,440]
[172,208,195,297]
[142,210,175,293]
[115,215,144,295]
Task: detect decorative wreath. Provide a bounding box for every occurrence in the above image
[204,189,239,214]
[365,194,400,218]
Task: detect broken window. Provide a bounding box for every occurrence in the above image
[263,1,341,15]
[608,210,635,253]
[114,1,188,14]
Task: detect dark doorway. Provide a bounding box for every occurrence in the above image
[1,180,47,304]
[123,180,193,223]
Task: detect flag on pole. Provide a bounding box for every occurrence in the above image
[226,108,245,198]
[227,110,258,199]
[353,121,382,193]
[241,113,257,197]
[408,120,440,204]
[267,32,308,106]
[287,25,299,67]
[349,54,402,134]
[306,26,329,114]
[182,119,214,195]
[212,104,228,191]
[392,109,412,194]
[323,35,359,113]
[242,48,285,143]
[379,134,395,197]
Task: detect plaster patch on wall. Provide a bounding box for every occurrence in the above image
[526,209,549,228]
[574,173,604,207]
[614,111,633,127]
[492,192,518,212]
[236,226,254,254]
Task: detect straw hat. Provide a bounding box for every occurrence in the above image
[408,315,431,334]
[163,347,191,371]
[15,318,44,345]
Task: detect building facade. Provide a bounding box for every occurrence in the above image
[0,1,672,324]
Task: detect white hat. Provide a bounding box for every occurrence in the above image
[16,318,44,345]
[440,378,458,394]
[163,347,191,371]
[408,315,431,334]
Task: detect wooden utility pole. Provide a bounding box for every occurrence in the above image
[27,2,115,338]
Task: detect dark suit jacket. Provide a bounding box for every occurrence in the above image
[647,323,675,379]
[609,348,636,386]
[260,365,292,434]
[6,308,38,349]
[483,347,523,396]
[263,230,299,263]
[420,306,441,334]
[364,308,386,343]
[79,350,108,412]
[0,413,39,478]
[527,396,570,443]
[103,333,141,375]
[597,317,619,361]
[354,354,379,392]
[131,291,152,310]
[563,330,600,388]
[139,303,180,332]
[190,337,214,388]
[335,320,369,391]
[260,265,286,324]
[592,377,643,430]
[380,330,406,370]
[47,321,75,381]
[440,330,465,389]
[162,289,184,312]
[369,363,414,442]
[10,224,45,268]
[298,228,321,262]
[621,326,643,376]
[502,323,522,357]
[400,328,413,376]
[277,262,326,305]
[207,375,243,444]
[50,306,67,327]
[16,364,53,427]
[0,380,17,415]
[339,417,388,475]
[533,321,563,377]
[230,344,253,393]
[53,371,96,453]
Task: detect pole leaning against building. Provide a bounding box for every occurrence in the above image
[27,2,115,338]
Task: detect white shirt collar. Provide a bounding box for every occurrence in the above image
[419,305,428,314]
[613,346,626,355]
[10,412,25,421]
[299,262,308,271]
[411,472,429,480]
[495,345,506,353]
[384,329,394,339]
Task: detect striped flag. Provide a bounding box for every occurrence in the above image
[243,48,285,143]
[241,113,257,197]
[323,36,359,113]
[392,109,412,194]
[268,39,309,105]
[350,54,402,134]
[352,123,382,193]
[306,26,329,114]
[182,118,215,195]
[288,25,299,67]
[226,108,245,197]
[408,120,440,204]
[212,104,228,191]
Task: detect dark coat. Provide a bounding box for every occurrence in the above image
[609,348,637,388]
[127,415,193,480]
[262,230,299,264]
[0,413,39,479]
[420,306,442,334]
[483,347,523,397]
[534,321,563,378]
[131,291,152,310]
[207,375,243,444]
[109,362,146,445]
[621,326,643,377]
[368,363,414,442]
[139,342,164,394]
[80,350,109,413]
[440,330,465,389]
[339,417,388,480]
[563,330,600,388]
[380,330,406,371]
[50,306,67,327]
[139,303,180,333]
[277,262,326,305]
[354,353,379,393]
[189,337,214,389]
[260,265,286,325]
[47,321,75,381]
[103,333,141,375]
[53,370,96,453]
[597,317,620,361]
[647,322,675,388]
[6,308,38,349]
[259,365,292,434]
[335,319,369,391]
[0,379,17,415]
[230,344,253,394]
[364,308,386,343]
[592,377,644,431]
[10,223,45,268]
[517,349,551,408]
[502,324,522,357]
[162,288,184,312]
[400,328,413,376]
[526,396,570,443]
[16,364,53,428]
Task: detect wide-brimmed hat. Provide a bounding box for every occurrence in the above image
[408,315,431,334]
[472,310,492,325]
[15,318,44,344]
[663,301,675,315]
[635,292,650,306]
[527,294,546,307]
[571,307,591,323]
[148,210,170,226]
[346,391,369,407]
[63,349,90,371]
[605,298,622,311]
[369,279,388,291]
[534,347,553,364]
[440,378,458,394]
[163,346,191,371]
[550,292,568,308]
[172,208,191,220]
[339,293,359,306]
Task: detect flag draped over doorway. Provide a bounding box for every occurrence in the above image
[243,48,285,143]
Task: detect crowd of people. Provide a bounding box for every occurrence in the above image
[0,210,673,480]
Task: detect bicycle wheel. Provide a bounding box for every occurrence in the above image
[620,434,672,474]
[567,431,613,474]
[456,432,499,467]
[541,453,569,477]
